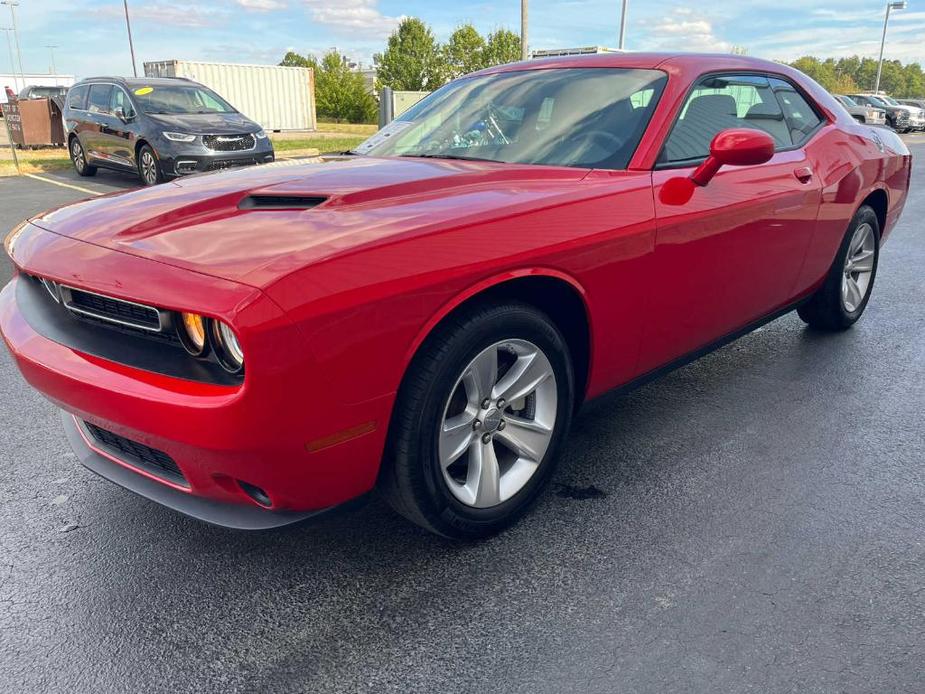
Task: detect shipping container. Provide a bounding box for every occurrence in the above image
[143,60,316,131]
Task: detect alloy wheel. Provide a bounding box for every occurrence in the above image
[141,151,158,185]
[71,140,85,173]
[438,339,557,508]
[842,222,876,312]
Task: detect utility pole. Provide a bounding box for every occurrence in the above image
[521,0,529,61]
[123,0,138,77]
[874,1,906,94]
[618,0,629,50]
[45,44,58,75]
[0,1,24,91]
[1,28,15,81]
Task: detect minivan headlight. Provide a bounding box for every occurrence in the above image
[255,129,267,139]
[163,131,197,142]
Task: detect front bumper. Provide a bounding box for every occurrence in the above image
[154,136,276,177]
[1,230,393,527]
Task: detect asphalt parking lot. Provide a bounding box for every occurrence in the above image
[1,142,924,693]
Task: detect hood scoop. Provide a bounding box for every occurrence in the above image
[238,194,328,211]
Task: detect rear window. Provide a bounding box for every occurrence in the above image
[67,85,89,110]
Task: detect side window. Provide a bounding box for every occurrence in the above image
[769,78,823,145]
[67,85,89,110]
[87,84,113,115]
[109,88,136,118]
[662,74,790,164]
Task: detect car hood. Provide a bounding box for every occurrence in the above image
[28,156,588,289]
[145,112,259,134]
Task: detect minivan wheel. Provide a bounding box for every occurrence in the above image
[381,302,575,539]
[137,145,163,186]
[797,205,880,331]
[70,138,97,177]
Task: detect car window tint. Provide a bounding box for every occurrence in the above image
[662,74,790,164]
[769,78,823,145]
[87,84,113,115]
[67,85,89,110]
[109,88,135,118]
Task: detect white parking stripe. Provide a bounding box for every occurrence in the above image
[23,174,102,197]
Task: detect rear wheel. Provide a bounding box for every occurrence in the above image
[381,302,575,539]
[798,205,880,331]
[137,145,163,186]
[69,137,97,177]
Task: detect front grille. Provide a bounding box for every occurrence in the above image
[84,422,187,486]
[202,134,256,152]
[62,286,162,332]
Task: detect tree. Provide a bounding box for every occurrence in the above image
[279,51,317,69]
[787,54,924,96]
[482,29,522,67]
[278,50,376,123]
[444,24,486,79]
[374,17,446,90]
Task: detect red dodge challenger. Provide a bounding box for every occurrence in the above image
[1,54,911,538]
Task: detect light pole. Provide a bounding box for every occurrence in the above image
[874,0,907,94]
[1,28,15,80]
[0,1,24,91]
[618,0,629,50]
[521,0,528,61]
[123,0,138,77]
[45,44,58,75]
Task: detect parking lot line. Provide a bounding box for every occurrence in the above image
[23,174,102,197]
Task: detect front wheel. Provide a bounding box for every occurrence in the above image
[798,205,880,331]
[381,302,575,539]
[137,145,163,186]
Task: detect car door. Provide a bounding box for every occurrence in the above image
[83,83,113,162]
[101,86,139,167]
[639,73,823,373]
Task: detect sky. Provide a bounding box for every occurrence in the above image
[1,0,924,79]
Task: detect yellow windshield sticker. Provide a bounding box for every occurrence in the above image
[134,87,153,96]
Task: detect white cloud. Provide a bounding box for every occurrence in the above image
[641,9,732,53]
[302,0,400,36]
[236,0,287,11]
[89,3,221,29]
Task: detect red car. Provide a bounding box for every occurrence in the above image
[1,53,911,538]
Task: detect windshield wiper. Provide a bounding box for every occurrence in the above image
[399,153,495,162]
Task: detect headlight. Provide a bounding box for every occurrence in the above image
[4,221,28,259]
[209,319,244,373]
[177,312,207,356]
[255,129,267,139]
[163,131,196,142]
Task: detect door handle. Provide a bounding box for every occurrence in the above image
[793,166,813,184]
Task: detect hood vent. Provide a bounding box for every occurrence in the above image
[238,194,327,211]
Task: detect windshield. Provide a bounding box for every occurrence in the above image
[881,96,900,106]
[865,96,889,108]
[354,68,668,170]
[838,95,858,107]
[130,84,236,115]
[23,86,66,98]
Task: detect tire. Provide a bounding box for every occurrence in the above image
[798,205,880,331]
[69,137,97,177]
[381,302,575,539]
[137,144,163,186]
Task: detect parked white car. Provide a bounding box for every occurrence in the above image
[832,94,887,126]
[859,93,925,131]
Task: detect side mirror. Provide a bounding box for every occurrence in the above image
[690,128,775,186]
[114,107,132,123]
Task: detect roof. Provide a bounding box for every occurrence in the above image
[75,76,196,87]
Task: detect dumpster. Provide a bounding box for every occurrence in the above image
[0,98,66,147]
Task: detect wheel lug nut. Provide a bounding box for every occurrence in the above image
[497,399,506,409]
[482,433,492,444]
[481,399,491,409]
[498,420,506,430]
[473,419,482,430]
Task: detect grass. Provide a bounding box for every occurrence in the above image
[315,121,378,135]
[270,135,367,153]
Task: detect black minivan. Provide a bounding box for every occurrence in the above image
[63,76,274,186]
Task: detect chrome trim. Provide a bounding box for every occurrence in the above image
[40,278,61,303]
[59,285,165,333]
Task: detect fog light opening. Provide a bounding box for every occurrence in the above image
[175,160,198,175]
[238,480,272,508]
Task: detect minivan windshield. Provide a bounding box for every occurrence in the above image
[354,68,668,170]
[130,84,236,115]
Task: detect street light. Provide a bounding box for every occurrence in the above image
[874,0,907,94]
[1,28,15,81]
[45,45,58,75]
[619,0,629,50]
[521,0,528,61]
[0,1,24,91]
[123,0,138,77]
